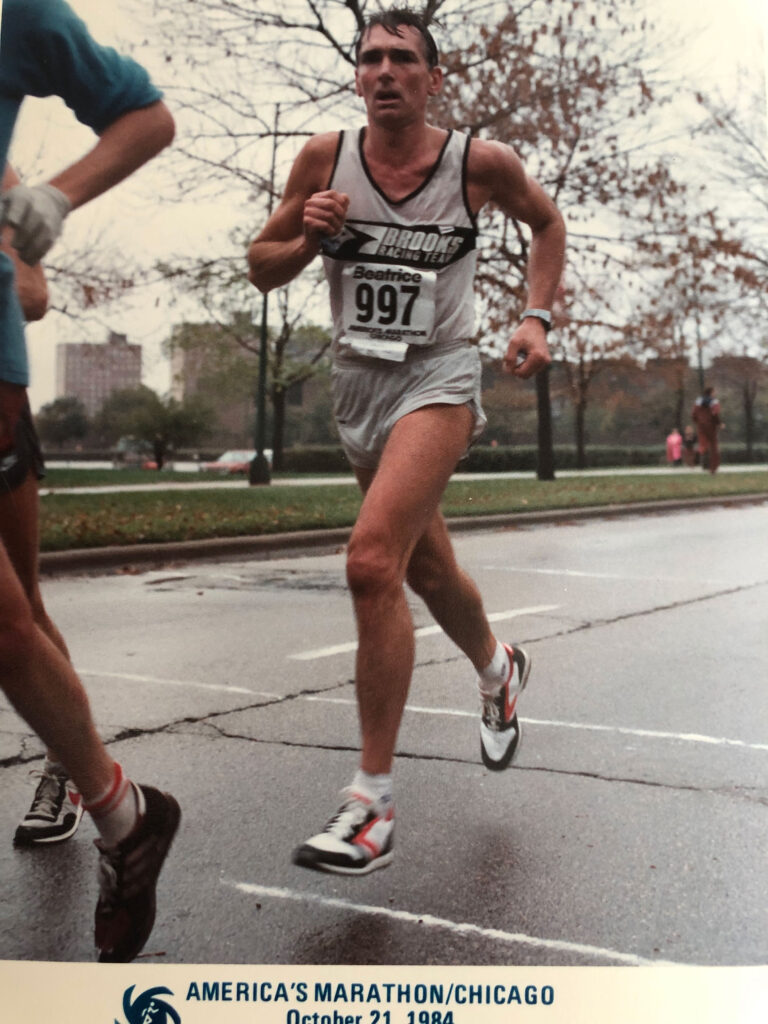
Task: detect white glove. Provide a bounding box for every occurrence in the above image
[1,183,72,265]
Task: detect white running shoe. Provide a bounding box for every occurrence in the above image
[292,789,394,875]
[480,644,532,770]
[14,766,83,846]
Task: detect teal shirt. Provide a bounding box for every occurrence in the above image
[0,0,163,385]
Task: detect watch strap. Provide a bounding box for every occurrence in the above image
[521,308,552,332]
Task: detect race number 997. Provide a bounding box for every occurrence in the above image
[340,263,437,351]
[354,282,419,326]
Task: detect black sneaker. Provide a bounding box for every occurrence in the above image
[14,766,83,846]
[480,644,532,771]
[94,784,181,963]
[292,789,394,875]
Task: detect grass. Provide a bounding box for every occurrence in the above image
[38,469,768,552]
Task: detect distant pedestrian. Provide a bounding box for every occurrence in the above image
[682,425,697,468]
[692,386,723,473]
[665,427,682,467]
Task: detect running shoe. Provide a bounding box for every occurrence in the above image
[292,789,394,875]
[480,643,532,771]
[94,784,181,963]
[14,765,83,846]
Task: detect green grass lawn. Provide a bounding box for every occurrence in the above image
[38,470,768,551]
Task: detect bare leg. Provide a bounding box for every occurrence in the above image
[347,403,477,774]
[0,536,114,804]
[406,511,496,670]
[0,470,71,767]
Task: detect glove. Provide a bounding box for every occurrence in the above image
[1,183,72,265]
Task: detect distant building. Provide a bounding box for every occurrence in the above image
[168,324,257,446]
[56,330,142,416]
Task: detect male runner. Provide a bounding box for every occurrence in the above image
[0,0,179,960]
[248,8,566,875]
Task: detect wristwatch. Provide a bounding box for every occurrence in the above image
[521,308,553,332]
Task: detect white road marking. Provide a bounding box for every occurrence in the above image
[288,605,559,661]
[222,880,682,966]
[304,697,768,753]
[482,565,732,585]
[78,669,279,698]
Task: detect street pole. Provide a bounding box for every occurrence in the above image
[249,104,280,486]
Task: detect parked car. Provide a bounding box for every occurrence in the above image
[201,449,272,474]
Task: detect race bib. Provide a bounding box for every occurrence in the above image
[339,263,436,361]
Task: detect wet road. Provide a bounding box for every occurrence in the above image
[1,501,767,965]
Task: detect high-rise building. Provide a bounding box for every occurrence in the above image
[55,330,142,416]
[169,323,257,446]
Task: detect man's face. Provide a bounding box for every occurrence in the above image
[354,24,442,127]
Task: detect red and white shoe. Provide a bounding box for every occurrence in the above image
[292,789,394,875]
[480,644,532,771]
[14,766,83,846]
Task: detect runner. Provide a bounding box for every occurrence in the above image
[0,0,179,960]
[248,7,566,875]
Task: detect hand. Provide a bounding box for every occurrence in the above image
[303,190,350,248]
[0,184,72,265]
[502,318,552,378]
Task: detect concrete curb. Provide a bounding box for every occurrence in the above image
[38,491,767,576]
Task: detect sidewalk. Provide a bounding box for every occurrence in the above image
[39,462,768,497]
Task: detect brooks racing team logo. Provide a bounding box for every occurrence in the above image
[322,219,476,270]
[116,985,181,1024]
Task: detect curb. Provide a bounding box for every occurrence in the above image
[38,492,767,576]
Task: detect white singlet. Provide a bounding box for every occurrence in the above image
[321,128,478,362]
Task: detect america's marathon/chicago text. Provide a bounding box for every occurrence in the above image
[185,980,555,1006]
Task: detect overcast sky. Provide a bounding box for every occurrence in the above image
[8,0,767,412]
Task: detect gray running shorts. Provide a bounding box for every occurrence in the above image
[331,339,487,470]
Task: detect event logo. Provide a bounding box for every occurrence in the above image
[322,220,476,270]
[116,985,181,1024]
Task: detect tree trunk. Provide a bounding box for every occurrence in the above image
[674,380,685,433]
[271,386,286,471]
[743,379,755,462]
[536,366,555,480]
[575,398,587,469]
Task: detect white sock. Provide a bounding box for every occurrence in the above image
[43,756,66,777]
[352,769,393,808]
[84,762,141,848]
[478,640,511,696]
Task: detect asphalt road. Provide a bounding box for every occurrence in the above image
[1,500,767,966]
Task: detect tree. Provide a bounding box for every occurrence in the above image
[147,0,755,472]
[35,396,90,448]
[162,245,332,468]
[428,0,700,469]
[711,354,768,461]
[93,385,214,467]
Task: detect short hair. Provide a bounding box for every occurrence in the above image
[355,8,439,69]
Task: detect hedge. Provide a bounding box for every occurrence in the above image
[46,443,767,474]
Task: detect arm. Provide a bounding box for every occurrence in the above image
[248,133,348,294]
[2,101,174,265]
[48,101,175,211]
[1,165,48,321]
[468,139,566,378]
